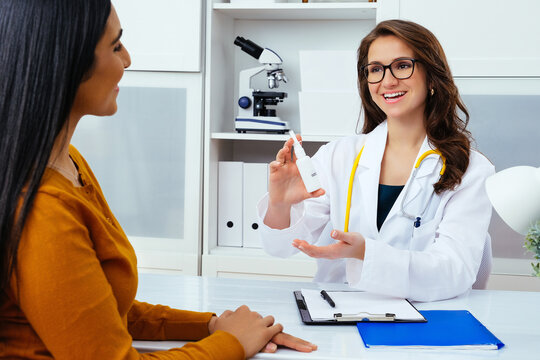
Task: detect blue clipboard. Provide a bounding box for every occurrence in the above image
[357,310,505,349]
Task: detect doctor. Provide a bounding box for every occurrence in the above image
[257,19,495,302]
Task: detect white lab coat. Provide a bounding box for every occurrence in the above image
[257,121,495,302]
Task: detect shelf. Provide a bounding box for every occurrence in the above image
[211,132,345,142]
[203,247,317,281]
[213,2,377,20]
[208,246,315,261]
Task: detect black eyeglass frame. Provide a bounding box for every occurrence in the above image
[361,58,419,84]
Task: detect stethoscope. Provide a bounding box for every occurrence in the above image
[344,146,446,232]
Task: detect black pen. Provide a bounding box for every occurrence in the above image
[320,290,335,308]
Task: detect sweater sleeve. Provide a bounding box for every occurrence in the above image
[15,192,244,360]
[128,300,214,341]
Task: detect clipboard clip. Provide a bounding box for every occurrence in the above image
[333,312,396,322]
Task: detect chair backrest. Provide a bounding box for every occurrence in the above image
[472,235,492,289]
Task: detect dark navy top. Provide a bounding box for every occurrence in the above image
[377,184,405,231]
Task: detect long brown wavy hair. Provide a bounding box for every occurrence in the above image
[357,19,471,194]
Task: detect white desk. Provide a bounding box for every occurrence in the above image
[134,273,540,359]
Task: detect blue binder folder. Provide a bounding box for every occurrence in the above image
[357,310,504,349]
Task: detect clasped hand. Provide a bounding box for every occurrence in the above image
[208,305,317,358]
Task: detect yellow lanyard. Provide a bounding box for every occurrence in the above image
[344,146,364,232]
[343,147,446,232]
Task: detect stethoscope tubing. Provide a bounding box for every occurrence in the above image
[344,146,446,232]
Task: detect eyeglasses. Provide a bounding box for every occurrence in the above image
[361,58,418,84]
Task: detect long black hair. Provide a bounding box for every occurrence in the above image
[0,0,111,290]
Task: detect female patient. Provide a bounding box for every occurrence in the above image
[0,1,315,359]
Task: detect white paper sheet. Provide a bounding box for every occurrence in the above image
[301,289,424,321]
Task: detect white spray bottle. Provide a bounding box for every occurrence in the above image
[289,130,321,193]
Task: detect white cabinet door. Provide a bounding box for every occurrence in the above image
[113,0,202,72]
[72,72,204,275]
[398,0,540,77]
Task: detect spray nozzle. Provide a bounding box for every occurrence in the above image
[289,130,306,158]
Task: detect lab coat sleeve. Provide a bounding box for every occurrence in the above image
[347,156,495,302]
[257,193,330,258]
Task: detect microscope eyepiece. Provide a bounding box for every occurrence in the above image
[234,36,264,60]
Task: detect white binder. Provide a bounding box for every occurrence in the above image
[218,161,243,247]
[242,163,268,248]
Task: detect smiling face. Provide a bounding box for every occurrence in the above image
[70,6,131,118]
[366,35,428,124]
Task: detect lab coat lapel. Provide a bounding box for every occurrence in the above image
[399,138,439,212]
[355,122,387,236]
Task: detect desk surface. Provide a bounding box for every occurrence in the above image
[134,273,540,359]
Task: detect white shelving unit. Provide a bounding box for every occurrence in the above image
[202,0,396,281]
[202,0,540,289]
[104,0,540,290]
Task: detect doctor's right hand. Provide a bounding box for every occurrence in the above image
[268,135,325,208]
[264,135,325,230]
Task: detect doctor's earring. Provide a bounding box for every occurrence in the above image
[430,88,435,96]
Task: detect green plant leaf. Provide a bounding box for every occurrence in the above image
[524,221,540,277]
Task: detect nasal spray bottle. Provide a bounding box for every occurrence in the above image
[289,130,321,192]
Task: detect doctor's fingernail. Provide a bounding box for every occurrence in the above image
[331,230,337,238]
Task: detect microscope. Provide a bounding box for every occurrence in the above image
[234,36,289,133]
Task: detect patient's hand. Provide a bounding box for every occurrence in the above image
[262,332,317,353]
[207,307,317,357]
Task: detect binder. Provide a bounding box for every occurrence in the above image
[356,310,505,350]
[242,163,268,248]
[218,161,243,247]
[294,290,425,325]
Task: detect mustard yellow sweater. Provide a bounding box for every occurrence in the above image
[0,146,244,359]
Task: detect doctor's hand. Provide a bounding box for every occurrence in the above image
[292,230,366,260]
[265,135,325,230]
[268,135,325,207]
